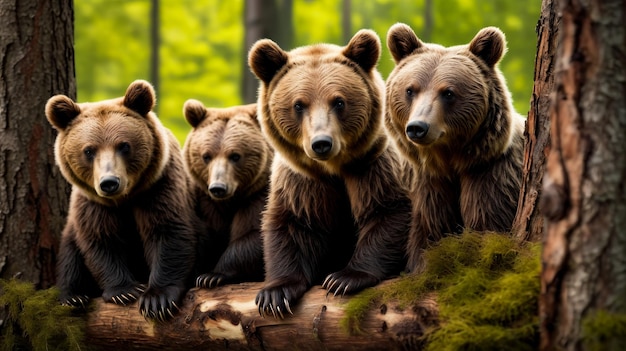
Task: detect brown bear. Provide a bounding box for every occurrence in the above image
[182,100,272,288]
[45,80,197,321]
[248,29,412,318]
[385,23,526,271]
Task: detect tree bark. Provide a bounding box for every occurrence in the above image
[0,0,74,288]
[242,0,294,104]
[511,0,557,243]
[85,282,438,351]
[540,0,626,349]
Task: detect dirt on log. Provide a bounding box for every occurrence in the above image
[85,281,437,351]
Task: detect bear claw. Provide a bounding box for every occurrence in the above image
[63,295,89,309]
[195,273,226,289]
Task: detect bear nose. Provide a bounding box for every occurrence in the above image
[209,182,228,199]
[406,121,430,141]
[99,176,120,195]
[311,135,333,156]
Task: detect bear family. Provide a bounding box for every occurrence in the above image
[385,24,525,271]
[248,29,412,317]
[182,100,272,288]
[45,80,197,321]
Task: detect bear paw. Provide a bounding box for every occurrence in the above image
[102,283,146,306]
[255,280,308,319]
[195,272,229,289]
[322,269,380,297]
[60,294,90,309]
[138,285,185,322]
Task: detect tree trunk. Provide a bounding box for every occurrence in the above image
[150,0,160,113]
[511,0,558,243]
[540,0,626,349]
[85,282,437,351]
[242,0,293,104]
[0,0,74,288]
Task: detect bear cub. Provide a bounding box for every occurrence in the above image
[385,24,526,271]
[46,80,196,321]
[248,29,411,318]
[182,100,272,288]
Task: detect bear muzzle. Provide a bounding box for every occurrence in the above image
[406,120,430,141]
[208,182,230,200]
[98,175,121,196]
[311,135,333,157]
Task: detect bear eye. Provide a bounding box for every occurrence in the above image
[294,101,304,113]
[406,88,414,99]
[118,142,131,155]
[441,89,455,102]
[333,97,345,110]
[202,153,212,164]
[229,153,241,163]
[83,147,95,161]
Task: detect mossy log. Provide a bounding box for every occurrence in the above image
[85,281,438,350]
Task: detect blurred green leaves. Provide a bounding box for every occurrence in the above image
[75,0,540,144]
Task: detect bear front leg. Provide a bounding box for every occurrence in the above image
[196,198,265,288]
[407,176,464,272]
[323,197,412,296]
[139,220,196,321]
[82,237,146,306]
[56,224,98,309]
[256,214,330,319]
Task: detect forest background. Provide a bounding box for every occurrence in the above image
[75,0,541,144]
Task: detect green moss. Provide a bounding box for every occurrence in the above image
[582,310,626,351]
[342,231,541,350]
[0,279,89,351]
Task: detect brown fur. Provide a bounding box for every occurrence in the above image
[46,80,196,320]
[249,29,411,317]
[182,100,272,287]
[385,24,525,271]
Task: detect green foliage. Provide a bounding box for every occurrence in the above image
[74,0,540,145]
[582,310,626,351]
[0,279,88,351]
[342,231,541,350]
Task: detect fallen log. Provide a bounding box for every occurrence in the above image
[85,280,438,350]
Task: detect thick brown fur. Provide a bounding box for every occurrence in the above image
[248,29,411,318]
[385,24,526,271]
[45,80,197,321]
[182,100,272,288]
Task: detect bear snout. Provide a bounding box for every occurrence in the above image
[99,175,121,195]
[208,182,229,199]
[311,135,333,157]
[406,120,430,141]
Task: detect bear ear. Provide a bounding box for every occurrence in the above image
[386,23,424,64]
[343,29,381,72]
[242,103,260,127]
[45,95,81,130]
[469,27,506,67]
[183,99,208,128]
[248,39,289,84]
[123,80,156,116]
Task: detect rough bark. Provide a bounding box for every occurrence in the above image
[0,0,74,288]
[540,0,626,349]
[511,0,557,243]
[85,282,437,351]
[241,0,294,104]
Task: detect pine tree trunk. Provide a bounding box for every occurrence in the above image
[540,0,626,349]
[85,282,437,351]
[0,1,74,287]
[241,0,293,104]
[511,0,557,243]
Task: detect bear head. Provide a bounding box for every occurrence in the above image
[45,80,170,205]
[182,100,272,201]
[385,24,518,170]
[248,29,386,176]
